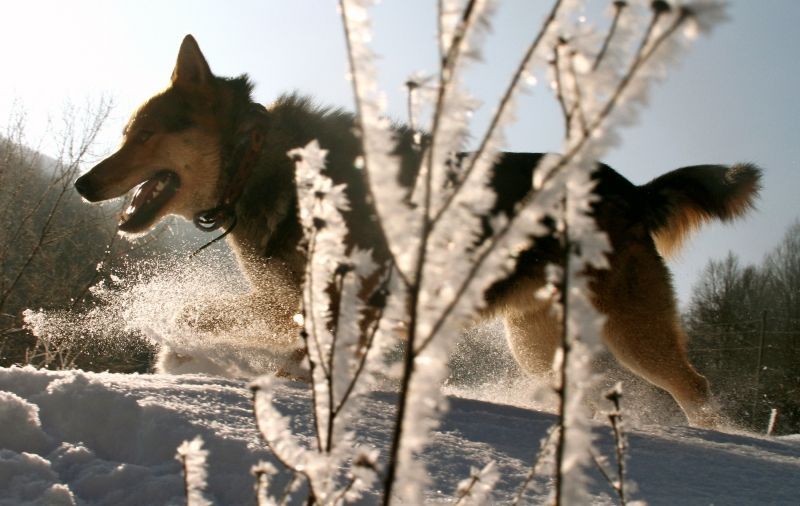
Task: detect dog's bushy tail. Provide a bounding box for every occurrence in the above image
[640,163,762,257]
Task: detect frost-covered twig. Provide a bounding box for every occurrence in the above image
[278,472,305,506]
[587,387,634,506]
[590,450,617,490]
[176,436,212,506]
[453,461,499,506]
[605,383,629,505]
[380,2,506,502]
[593,1,628,71]
[429,0,563,228]
[331,270,391,417]
[250,381,316,501]
[404,79,421,142]
[252,461,279,506]
[542,5,727,503]
[331,448,380,505]
[249,142,385,505]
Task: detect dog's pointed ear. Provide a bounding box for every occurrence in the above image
[171,35,214,89]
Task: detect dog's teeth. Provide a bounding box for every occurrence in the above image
[155,180,166,192]
[125,205,136,215]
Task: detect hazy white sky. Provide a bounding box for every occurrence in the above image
[1,0,798,306]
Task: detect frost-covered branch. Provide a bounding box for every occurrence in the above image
[338,0,417,282]
[244,1,729,504]
[511,426,558,505]
[339,1,727,504]
[541,5,730,501]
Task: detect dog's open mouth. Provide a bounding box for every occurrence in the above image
[118,170,180,232]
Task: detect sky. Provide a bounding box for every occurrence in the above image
[1,0,798,306]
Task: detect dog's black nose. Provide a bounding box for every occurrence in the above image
[74,174,94,200]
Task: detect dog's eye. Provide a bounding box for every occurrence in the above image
[136,130,154,143]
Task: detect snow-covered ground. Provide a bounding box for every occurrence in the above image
[1,365,798,505]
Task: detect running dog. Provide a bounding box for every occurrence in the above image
[74,35,761,427]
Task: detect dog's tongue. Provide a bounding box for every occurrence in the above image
[119,171,179,231]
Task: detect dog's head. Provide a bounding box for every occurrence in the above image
[75,35,238,235]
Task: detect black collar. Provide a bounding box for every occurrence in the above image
[190,104,269,256]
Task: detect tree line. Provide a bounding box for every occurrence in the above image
[0,102,184,372]
[684,221,800,434]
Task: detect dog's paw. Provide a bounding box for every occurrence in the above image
[175,291,301,348]
[155,347,230,375]
[176,293,246,334]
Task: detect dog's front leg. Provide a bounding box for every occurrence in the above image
[161,268,306,377]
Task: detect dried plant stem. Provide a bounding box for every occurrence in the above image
[567,50,589,136]
[593,1,628,71]
[301,229,326,454]
[590,450,616,489]
[177,452,192,504]
[381,303,417,505]
[306,228,331,380]
[331,475,357,506]
[253,467,269,506]
[552,37,573,137]
[453,475,480,505]
[423,0,478,221]
[323,267,351,453]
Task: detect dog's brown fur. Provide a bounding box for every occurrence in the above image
[75,35,761,427]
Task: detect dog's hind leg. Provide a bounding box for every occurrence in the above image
[602,314,716,427]
[595,246,717,428]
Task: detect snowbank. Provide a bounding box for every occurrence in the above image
[0,366,798,504]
